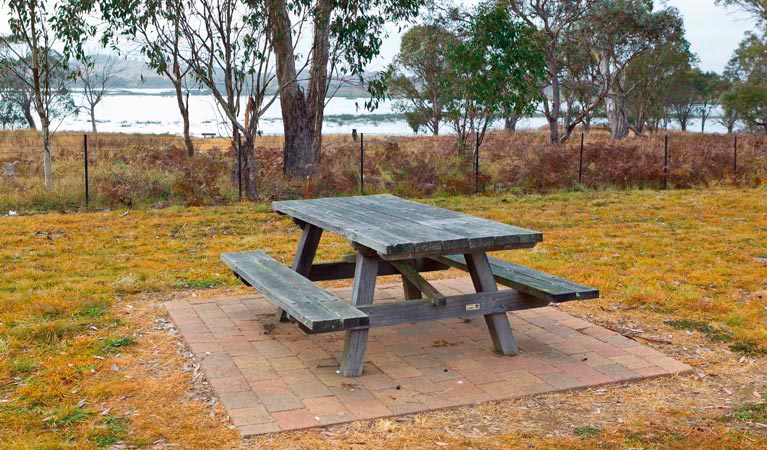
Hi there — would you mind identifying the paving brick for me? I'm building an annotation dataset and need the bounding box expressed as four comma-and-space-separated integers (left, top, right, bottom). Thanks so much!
421, 366, 462, 382
271, 408, 319, 430
609, 354, 655, 370
644, 356, 692, 374
290, 380, 332, 399
634, 365, 671, 377
253, 340, 293, 359
269, 356, 304, 371
227, 405, 272, 426
558, 362, 613, 385
457, 368, 503, 385
218, 391, 262, 410
594, 363, 642, 381
537, 372, 586, 391
239, 422, 281, 436
344, 399, 393, 420
378, 364, 423, 379
208, 376, 250, 394
389, 342, 426, 357
250, 378, 291, 396
358, 373, 397, 391
259, 393, 304, 413
398, 376, 440, 394
511, 354, 561, 375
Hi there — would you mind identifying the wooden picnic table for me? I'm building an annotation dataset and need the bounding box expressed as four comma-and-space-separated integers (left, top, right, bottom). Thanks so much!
222, 194, 598, 377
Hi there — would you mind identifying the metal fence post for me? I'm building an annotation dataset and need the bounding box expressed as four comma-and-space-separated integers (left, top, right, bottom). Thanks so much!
733, 135, 738, 176
664, 134, 669, 190
83, 134, 89, 206
359, 133, 364, 195
236, 131, 242, 201
475, 131, 480, 194
578, 132, 584, 185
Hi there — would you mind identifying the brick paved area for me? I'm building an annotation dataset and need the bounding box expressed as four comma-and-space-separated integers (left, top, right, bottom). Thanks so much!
165, 278, 692, 436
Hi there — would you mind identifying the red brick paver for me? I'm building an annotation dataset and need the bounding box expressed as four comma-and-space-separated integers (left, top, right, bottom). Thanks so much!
165, 278, 693, 437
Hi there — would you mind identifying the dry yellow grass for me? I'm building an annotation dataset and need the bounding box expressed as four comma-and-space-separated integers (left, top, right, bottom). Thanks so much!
0, 188, 766, 448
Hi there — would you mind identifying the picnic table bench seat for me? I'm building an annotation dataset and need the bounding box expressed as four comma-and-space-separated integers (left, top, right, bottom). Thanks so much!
430, 254, 599, 303
221, 250, 369, 333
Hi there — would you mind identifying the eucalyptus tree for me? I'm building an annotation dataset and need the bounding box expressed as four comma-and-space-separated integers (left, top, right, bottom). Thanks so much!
76, 52, 122, 133
441, 3, 545, 152
1, 0, 76, 190
59, 0, 424, 177
387, 24, 457, 135
175, 0, 280, 199
55, 0, 197, 155
577, 0, 685, 139
625, 37, 694, 134
721, 32, 767, 132
0, 61, 37, 128
506, 0, 598, 143
267, 0, 423, 176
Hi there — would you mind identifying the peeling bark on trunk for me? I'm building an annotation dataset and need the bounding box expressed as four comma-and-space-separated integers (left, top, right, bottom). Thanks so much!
270, 0, 315, 178
546, 61, 561, 144
307, 0, 331, 167
23, 101, 36, 129
504, 112, 519, 132
171, 74, 194, 157
607, 73, 629, 140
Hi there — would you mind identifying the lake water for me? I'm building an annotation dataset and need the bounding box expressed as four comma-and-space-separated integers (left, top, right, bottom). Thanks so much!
56, 89, 730, 136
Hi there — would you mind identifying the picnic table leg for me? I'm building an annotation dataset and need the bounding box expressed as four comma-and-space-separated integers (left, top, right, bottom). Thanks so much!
464, 251, 519, 356
276, 223, 323, 322
401, 259, 422, 300
341, 251, 379, 377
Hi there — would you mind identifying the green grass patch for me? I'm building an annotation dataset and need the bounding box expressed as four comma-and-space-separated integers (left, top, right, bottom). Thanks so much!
665, 319, 734, 343
575, 425, 602, 439
729, 341, 767, 356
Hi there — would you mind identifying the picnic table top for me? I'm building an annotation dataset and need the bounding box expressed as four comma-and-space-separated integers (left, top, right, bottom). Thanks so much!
272, 194, 542, 259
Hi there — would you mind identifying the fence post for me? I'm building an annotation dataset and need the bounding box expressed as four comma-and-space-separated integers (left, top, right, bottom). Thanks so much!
733, 135, 738, 176
664, 134, 669, 190
359, 133, 364, 195
578, 132, 584, 185
236, 131, 243, 201
475, 131, 480, 194
83, 134, 89, 206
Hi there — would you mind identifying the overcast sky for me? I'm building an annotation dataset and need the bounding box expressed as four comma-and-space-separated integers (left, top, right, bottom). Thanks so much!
0, 0, 760, 74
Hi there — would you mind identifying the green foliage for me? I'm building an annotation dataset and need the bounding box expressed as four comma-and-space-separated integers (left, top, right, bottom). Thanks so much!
575, 425, 602, 439
442, 3, 545, 150
387, 24, 458, 135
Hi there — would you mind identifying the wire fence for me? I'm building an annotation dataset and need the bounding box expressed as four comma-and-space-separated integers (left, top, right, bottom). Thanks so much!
0, 130, 765, 210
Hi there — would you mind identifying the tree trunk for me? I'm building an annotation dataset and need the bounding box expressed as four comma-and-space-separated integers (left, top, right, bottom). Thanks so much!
42, 118, 52, 190
171, 78, 194, 157
23, 101, 36, 129
90, 105, 97, 133
607, 75, 629, 140
307, 0, 331, 167
505, 112, 519, 132
270, 0, 315, 178
545, 57, 560, 144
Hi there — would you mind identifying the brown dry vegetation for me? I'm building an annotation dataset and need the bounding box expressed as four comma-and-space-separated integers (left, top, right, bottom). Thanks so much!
0, 188, 766, 448
1, 130, 765, 212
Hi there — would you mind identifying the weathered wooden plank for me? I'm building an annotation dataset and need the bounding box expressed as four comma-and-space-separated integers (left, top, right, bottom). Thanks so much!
361, 195, 542, 247
334, 196, 472, 252
273, 194, 543, 258
389, 260, 446, 306
465, 251, 519, 356
432, 255, 599, 302
356, 290, 549, 329
307, 258, 449, 282
341, 252, 379, 377
272, 199, 413, 255
310, 198, 451, 255
221, 251, 368, 332
276, 223, 324, 322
